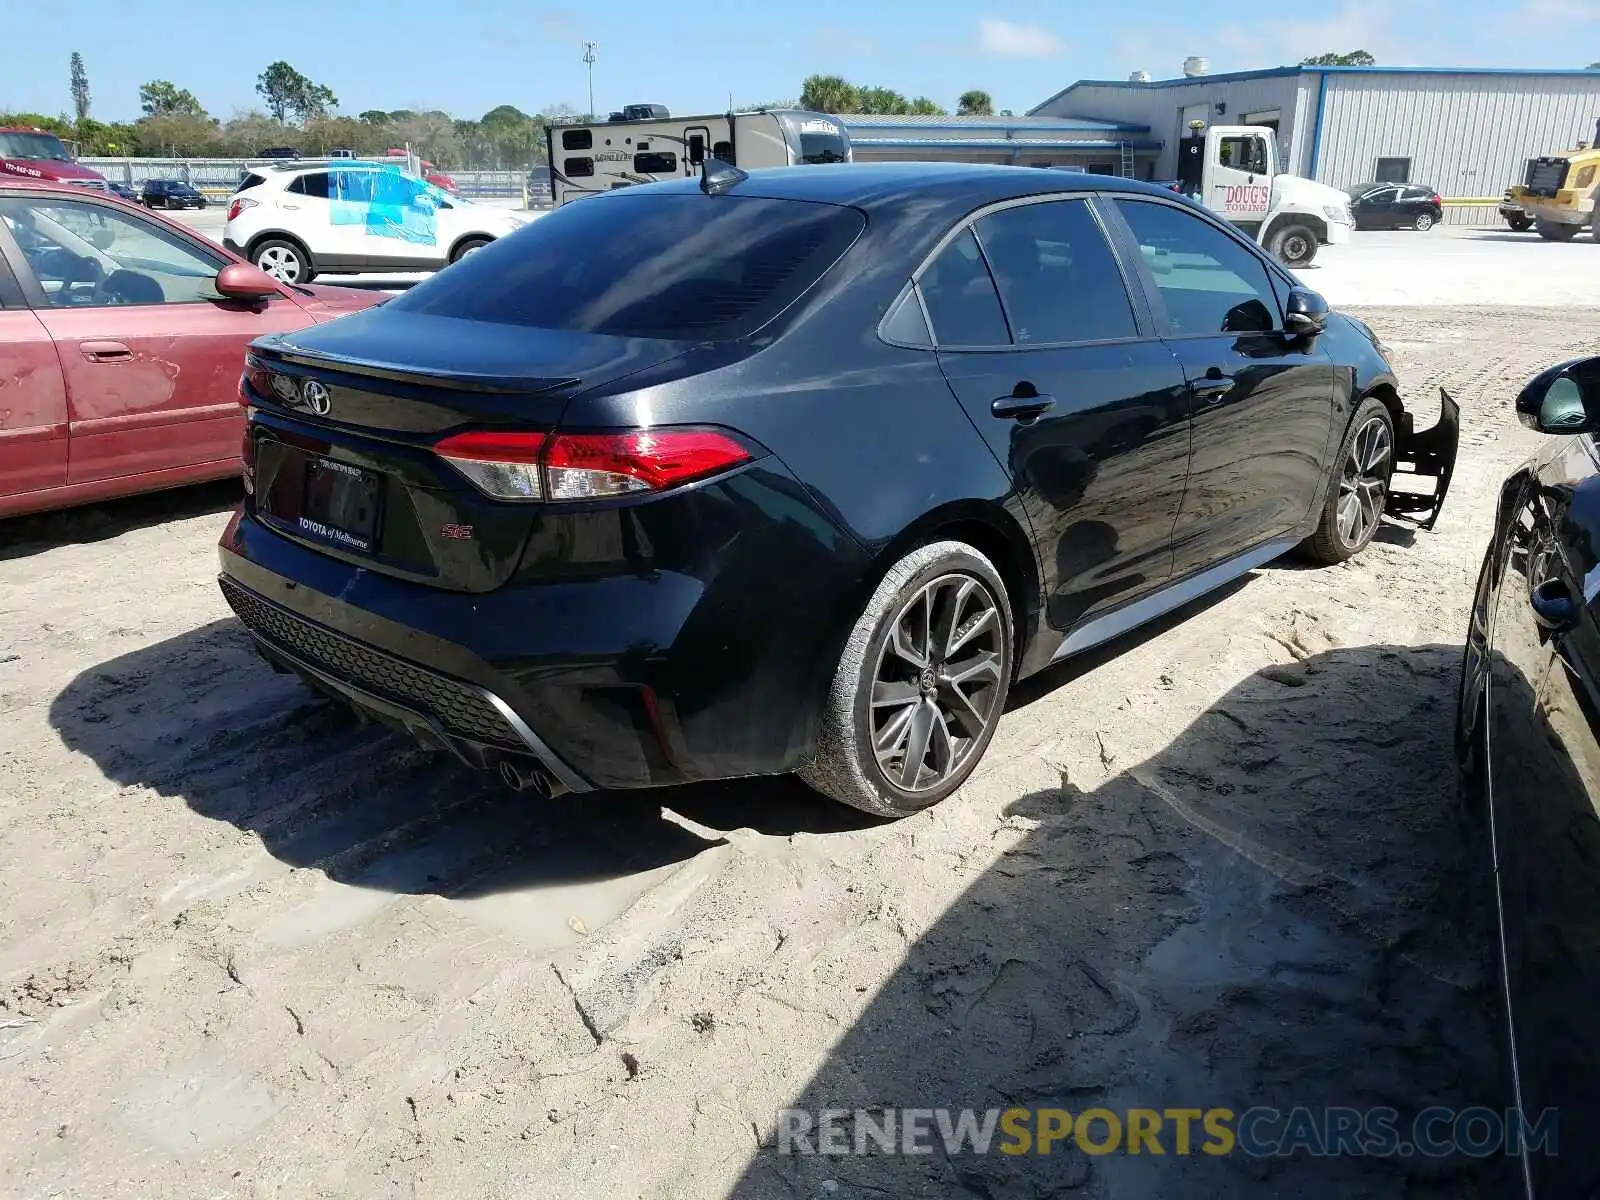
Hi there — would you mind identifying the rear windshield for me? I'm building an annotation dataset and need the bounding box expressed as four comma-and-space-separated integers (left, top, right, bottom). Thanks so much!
387, 193, 865, 340
235, 172, 266, 193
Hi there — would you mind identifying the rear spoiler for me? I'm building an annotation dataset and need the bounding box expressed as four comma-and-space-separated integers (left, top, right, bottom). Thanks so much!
1384, 389, 1460, 532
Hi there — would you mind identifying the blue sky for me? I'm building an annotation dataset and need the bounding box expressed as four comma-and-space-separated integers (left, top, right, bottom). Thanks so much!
3, 0, 1583, 123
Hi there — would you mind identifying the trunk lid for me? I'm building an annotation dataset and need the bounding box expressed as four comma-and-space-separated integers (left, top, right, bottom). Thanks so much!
244, 309, 694, 592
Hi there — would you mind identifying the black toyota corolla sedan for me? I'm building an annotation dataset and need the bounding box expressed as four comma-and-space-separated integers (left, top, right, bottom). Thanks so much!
1458, 356, 1600, 1198
219, 161, 1458, 816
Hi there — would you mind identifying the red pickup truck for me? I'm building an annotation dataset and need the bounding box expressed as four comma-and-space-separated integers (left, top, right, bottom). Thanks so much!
0, 127, 111, 190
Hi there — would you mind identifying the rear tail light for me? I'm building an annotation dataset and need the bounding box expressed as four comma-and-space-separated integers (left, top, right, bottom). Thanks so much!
227, 197, 258, 222
434, 428, 752, 502
436, 430, 548, 501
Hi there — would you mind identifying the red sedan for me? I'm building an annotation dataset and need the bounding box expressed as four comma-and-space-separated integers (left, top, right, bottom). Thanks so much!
0, 178, 382, 521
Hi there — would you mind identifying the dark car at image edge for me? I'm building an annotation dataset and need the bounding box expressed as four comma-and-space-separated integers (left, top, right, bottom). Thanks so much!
1457, 354, 1600, 1199
217, 162, 1460, 816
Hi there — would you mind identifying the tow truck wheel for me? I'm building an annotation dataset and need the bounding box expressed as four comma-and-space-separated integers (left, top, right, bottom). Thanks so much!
1269, 223, 1318, 268
1536, 221, 1578, 241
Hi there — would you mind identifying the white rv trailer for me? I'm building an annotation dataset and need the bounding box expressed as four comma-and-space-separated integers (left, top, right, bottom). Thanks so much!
546, 108, 851, 206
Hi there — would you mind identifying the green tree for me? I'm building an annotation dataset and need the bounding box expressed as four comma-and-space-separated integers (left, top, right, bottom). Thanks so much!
139, 79, 205, 118
857, 86, 911, 114
357, 109, 392, 124
908, 97, 947, 115
255, 61, 305, 122
800, 74, 860, 114
255, 62, 337, 124
1301, 50, 1376, 65
134, 112, 221, 156
217, 111, 294, 156
69, 52, 91, 122
957, 89, 994, 116
299, 82, 338, 122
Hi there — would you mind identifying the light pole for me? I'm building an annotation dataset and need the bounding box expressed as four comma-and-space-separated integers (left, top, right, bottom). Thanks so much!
582, 41, 598, 120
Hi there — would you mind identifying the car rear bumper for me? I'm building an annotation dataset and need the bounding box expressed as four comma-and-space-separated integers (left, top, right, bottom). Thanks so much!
216, 481, 870, 791
223, 236, 245, 256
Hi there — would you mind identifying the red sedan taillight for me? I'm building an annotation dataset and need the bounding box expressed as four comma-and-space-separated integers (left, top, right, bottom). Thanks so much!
433, 429, 752, 502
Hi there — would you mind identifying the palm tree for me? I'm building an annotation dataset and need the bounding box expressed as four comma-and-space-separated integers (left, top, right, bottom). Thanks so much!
800, 74, 861, 114
957, 90, 994, 116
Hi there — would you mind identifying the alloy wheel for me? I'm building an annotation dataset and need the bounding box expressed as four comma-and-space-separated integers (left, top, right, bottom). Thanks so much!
1416, 213, 1435, 231
869, 573, 1005, 793
257, 246, 303, 283
1336, 415, 1392, 547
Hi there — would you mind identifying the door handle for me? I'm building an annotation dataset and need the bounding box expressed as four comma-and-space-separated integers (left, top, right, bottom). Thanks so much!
1189, 369, 1235, 402
1531, 577, 1579, 633
991, 392, 1055, 422
281, 204, 301, 211
80, 341, 133, 363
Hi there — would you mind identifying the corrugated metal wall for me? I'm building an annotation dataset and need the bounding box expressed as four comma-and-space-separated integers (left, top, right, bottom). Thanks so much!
1315, 72, 1600, 203
1037, 75, 1302, 176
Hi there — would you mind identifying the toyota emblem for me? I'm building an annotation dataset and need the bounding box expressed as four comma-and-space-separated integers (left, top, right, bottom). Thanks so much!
301, 380, 332, 416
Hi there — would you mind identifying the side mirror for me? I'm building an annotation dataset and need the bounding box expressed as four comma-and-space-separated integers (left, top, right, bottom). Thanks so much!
1516, 356, 1600, 435
214, 262, 283, 301
1284, 288, 1328, 336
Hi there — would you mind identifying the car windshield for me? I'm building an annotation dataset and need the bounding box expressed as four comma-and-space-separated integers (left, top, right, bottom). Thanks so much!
0, 131, 71, 161
1344, 183, 1382, 199
388, 193, 866, 340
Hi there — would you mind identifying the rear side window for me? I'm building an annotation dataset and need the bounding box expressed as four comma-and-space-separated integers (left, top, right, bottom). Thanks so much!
916, 228, 1009, 348
389, 194, 866, 340
634, 151, 677, 174
289, 172, 330, 199
973, 200, 1136, 344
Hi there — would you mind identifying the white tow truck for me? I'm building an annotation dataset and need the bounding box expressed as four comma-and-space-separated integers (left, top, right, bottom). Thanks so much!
1170, 120, 1353, 267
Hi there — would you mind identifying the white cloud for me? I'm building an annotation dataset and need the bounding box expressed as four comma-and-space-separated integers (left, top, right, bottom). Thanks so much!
1216, 2, 1396, 67
1524, 0, 1600, 19
979, 18, 1068, 58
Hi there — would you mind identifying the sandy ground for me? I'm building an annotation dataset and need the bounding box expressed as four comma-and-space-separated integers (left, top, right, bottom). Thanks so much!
0, 306, 1593, 1198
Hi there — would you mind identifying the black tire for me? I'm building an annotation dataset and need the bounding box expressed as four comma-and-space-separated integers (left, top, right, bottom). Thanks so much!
1536, 221, 1578, 241
450, 236, 492, 264
252, 238, 316, 284
1507, 216, 1533, 232
1269, 222, 1318, 267
799, 541, 1013, 817
1300, 396, 1396, 565
1413, 211, 1436, 231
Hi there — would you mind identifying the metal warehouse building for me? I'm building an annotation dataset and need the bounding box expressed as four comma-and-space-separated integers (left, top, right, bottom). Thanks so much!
1029, 64, 1600, 223
841, 113, 1162, 176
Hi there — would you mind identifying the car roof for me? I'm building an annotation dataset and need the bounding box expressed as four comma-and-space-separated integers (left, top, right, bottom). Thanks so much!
629, 161, 1189, 213
0, 177, 244, 254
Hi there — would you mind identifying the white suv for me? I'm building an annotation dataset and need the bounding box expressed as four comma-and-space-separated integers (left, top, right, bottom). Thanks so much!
223, 161, 531, 283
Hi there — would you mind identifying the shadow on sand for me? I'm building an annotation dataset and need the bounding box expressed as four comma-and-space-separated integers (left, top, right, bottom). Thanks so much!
729, 642, 1514, 1198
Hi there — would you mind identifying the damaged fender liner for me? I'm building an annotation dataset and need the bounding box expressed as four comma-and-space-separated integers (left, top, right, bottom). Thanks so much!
1385, 389, 1461, 532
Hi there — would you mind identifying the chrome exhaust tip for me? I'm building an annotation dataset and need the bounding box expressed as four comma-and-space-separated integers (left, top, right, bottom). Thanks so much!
499, 758, 555, 798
